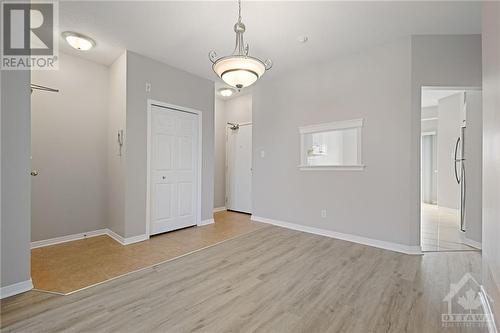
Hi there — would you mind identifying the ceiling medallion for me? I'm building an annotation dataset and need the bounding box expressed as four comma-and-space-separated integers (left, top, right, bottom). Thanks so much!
209, 0, 272, 90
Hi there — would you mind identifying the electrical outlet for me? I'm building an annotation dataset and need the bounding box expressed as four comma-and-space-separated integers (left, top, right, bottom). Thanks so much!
260, 150, 265, 158
145, 82, 151, 92
321, 209, 327, 218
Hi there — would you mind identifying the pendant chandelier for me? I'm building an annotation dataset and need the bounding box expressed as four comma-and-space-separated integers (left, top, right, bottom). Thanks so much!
209, 0, 272, 89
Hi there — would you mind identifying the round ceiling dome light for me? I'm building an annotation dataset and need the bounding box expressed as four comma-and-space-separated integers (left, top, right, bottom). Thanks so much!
209, 0, 272, 90
62, 31, 96, 51
218, 87, 236, 97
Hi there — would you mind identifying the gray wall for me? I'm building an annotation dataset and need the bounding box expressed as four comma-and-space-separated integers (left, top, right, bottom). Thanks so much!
214, 94, 252, 209
1, 70, 31, 288
421, 106, 438, 203
436, 93, 462, 210
107, 52, 127, 236
410, 35, 482, 246
420, 134, 437, 204
421, 106, 438, 133
253, 38, 414, 246
482, 1, 500, 324
125, 51, 214, 237
225, 94, 252, 124
29, 49, 215, 241
252, 35, 481, 248
214, 97, 227, 208
421, 105, 438, 205
31, 52, 109, 241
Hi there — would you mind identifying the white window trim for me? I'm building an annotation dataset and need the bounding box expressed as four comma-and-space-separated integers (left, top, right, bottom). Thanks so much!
298, 118, 365, 171
299, 118, 364, 134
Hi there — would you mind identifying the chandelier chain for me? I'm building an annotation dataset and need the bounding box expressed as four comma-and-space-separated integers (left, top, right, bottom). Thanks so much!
238, 0, 242, 22
208, 0, 272, 89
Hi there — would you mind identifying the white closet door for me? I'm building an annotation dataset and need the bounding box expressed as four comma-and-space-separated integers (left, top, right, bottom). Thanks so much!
227, 124, 252, 213
150, 105, 199, 235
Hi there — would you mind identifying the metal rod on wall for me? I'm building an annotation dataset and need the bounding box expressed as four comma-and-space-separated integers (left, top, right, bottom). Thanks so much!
30, 84, 59, 93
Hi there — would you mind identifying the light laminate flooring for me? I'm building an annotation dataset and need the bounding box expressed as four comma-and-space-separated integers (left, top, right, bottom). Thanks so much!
31, 211, 263, 294
2, 225, 486, 333
421, 203, 478, 252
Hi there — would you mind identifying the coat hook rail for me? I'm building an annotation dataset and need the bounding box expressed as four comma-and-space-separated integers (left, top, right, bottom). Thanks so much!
31, 84, 59, 93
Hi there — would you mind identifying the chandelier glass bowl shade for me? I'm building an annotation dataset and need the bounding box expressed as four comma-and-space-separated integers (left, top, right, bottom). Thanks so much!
209, 0, 272, 89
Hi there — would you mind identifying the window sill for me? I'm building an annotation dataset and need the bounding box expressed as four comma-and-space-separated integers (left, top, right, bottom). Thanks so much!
298, 165, 366, 171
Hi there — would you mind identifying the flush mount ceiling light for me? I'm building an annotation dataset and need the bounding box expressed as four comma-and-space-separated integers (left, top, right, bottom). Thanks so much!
62, 31, 96, 51
209, 0, 272, 90
219, 88, 235, 97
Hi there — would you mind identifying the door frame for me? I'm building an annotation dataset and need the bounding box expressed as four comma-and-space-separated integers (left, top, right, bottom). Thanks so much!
146, 99, 203, 238
420, 131, 437, 205
225, 122, 252, 212
418, 86, 482, 250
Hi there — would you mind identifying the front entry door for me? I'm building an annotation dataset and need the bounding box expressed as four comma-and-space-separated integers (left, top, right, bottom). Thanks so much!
227, 124, 252, 213
150, 105, 199, 235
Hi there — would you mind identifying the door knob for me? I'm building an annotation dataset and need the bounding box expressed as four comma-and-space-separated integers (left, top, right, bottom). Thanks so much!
31, 170, 39, 176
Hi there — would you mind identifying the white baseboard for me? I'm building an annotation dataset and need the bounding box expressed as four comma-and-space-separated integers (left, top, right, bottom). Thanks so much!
198, 218, 215, 226
31, 229, 108, 249
122, 233, 148, 245
251, 215, 422, 255
106, 229, 148, 245
464, 237, 482, 250
213, 206, 227, 213
0, 279, 33, 299
32, 229, 148, 248
480, 285, 499, 333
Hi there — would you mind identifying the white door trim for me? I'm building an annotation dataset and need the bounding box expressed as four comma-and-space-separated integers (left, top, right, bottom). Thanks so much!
418, 86, 482, 249
146, 99, 202, 238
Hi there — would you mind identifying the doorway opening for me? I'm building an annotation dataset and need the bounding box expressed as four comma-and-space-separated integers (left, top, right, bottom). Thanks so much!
420, 87, 482, 252
214, 90, 253, 217
226, 122, 252, 214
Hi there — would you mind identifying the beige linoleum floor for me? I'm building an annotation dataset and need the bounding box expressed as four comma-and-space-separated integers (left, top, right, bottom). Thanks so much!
31, 211, 263, 294
421, 203, 478, 252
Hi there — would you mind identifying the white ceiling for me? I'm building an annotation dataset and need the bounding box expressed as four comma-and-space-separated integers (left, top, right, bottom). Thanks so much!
421, 89, 463, 108
59, 1, 482, 82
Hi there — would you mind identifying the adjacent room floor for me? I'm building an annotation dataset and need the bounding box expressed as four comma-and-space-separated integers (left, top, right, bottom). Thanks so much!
2, 225, 485, 333
421, 203, 478, 252
31, 211, 263, 294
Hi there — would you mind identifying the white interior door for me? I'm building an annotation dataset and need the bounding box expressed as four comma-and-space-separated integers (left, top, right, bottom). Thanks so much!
150, 105, 199, 235
227, 124, 252, 213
